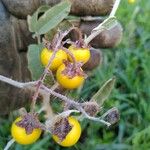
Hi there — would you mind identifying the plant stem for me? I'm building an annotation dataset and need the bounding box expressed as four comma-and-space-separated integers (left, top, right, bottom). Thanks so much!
36, 33, 41, 44
4, 139, 15, 150
0, 75, 35, 88
84, 0, 121, 45
109, 0, 121, 17
41, 85, 111, 126
0, 74, 112, 126
30, 50, 58, 112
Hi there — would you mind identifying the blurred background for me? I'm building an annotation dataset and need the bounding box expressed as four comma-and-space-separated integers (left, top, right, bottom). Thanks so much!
0, 0, 150, 149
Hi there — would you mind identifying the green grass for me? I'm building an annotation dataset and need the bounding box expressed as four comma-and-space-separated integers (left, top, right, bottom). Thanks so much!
1, 0, 150, 149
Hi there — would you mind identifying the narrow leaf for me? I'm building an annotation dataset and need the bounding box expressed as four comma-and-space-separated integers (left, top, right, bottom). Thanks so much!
102, 17, 118, 30
90, 77, 116, 106
27, 44, 44, 80
93, 17, 118, 31
35, 0, 71, 35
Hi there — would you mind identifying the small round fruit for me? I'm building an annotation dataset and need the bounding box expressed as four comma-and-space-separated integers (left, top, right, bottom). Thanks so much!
68, 45, 90, 64
11, 117, 42, 145
40, 48, 67, 71
128, 0, 135, 4
52, 117, 81, 147
56, 64, 84, 89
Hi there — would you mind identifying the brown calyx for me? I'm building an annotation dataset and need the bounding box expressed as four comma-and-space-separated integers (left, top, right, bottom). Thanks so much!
51, 117, 72, 142
83, 101, 100, 116
104, 108, 120, 125
16, 113, 42, 134
62, 60, 86, 79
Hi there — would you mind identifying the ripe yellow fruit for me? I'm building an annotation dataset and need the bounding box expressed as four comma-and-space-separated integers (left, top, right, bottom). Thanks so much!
11, 117, 42, 145
40, 48, 67, 71
52, 117, 81, 147
128, 0, 135, 4
56, 64, 84, 89
68, 45, 90, 64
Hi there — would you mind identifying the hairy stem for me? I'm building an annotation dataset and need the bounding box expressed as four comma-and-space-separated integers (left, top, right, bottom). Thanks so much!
84, 0, 121, 45
31, 50, 58, 112
42, 85, 111, 126
0, 75, 35, 88
0, 74, 111, 126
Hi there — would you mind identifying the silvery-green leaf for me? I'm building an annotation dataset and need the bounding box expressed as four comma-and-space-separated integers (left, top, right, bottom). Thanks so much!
93, 17, 118, 31
90, 77, 116, 106
36, 0, 71, 35
27, 44, 44, 80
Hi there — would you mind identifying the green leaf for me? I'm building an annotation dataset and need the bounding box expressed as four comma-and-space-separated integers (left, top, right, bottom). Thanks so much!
102, 17, 118, 30
90, 77, 116, 106
28, 0, 71, 35
27, 44, 44, 80
27, 5, 50, 33
93, 17, 118, 31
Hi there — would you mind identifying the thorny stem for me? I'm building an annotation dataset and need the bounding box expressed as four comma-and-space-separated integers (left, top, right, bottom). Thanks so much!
0, 75, 35, 88
42, 85, 79, 106
79, 107, 111, 126
42, 85, 111, 126
0, 75, 111, 126
84, 0, 121, 45
31, 50, 58, 112
38, 83, 59, 117
31, 28, 82, 111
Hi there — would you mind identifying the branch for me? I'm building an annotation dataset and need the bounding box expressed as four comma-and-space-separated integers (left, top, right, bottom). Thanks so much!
0, 75, 35, 89
84, 0, 121, 45
0, 74, 111, 126
42, 85, 79, 106
79, 107, 111, 126
42, 85, 111, 126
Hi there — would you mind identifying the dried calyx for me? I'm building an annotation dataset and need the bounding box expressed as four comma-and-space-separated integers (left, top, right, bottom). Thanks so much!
68, 27, 90, 49
50, 117, 72, 142
16, 113, 43, 134
103, 107, 120, 125
62, 60, 86, 79
82, 101, 100, 116
43, 27, 88, 51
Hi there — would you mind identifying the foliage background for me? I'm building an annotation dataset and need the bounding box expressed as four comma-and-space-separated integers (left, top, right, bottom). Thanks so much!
0, 0, 150, 149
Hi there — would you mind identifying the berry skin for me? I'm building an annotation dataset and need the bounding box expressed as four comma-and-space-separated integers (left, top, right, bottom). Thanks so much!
68, 45, 90, 64
128, 0, 135, 4
56, 64, 84, 89
40, 48, 67, 71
